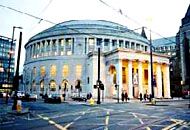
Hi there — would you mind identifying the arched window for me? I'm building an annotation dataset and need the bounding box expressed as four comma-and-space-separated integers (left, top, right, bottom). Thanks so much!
50, 65, 56, 77
62, 65, 69, 77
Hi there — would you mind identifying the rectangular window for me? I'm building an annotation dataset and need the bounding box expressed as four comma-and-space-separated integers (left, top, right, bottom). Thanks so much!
50, 65, 56, 77
97, 38, 102, 46
104, 39, 109, 46
131, 42, 135, 49
125, 41, 129, 48
40, 66, 46, 77
76, 65, 82, 78
87, 77, 89, 84
136, 44, 140, 50
112, 40, 117, 47
119, 40, 123, 47
62, 65, 69, 77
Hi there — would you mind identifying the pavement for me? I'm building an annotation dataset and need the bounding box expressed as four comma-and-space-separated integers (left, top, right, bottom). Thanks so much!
0, 97, 189, 125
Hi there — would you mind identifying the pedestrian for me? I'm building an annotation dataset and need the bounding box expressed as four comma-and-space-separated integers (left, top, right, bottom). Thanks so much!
140, 93, 143, 101
144, 93, 147, 101
121, 91, 125, 102
124, 92, 128, 102
89, 92, 92, 99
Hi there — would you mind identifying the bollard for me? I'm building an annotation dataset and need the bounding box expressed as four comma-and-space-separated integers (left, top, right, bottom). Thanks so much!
16, 100, 22, 112
89, 98, 94, 106
151, 98, 156, 105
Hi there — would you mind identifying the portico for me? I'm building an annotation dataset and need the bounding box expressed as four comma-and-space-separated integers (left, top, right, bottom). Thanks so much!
105, 48, 171, 99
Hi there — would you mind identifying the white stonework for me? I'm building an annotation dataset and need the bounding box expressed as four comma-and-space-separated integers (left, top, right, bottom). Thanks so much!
23, 20, 171, 99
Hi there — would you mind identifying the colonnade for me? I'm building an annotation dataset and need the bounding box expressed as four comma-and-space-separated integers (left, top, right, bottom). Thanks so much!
112, 59, 171, 99
25, 37, 150, 61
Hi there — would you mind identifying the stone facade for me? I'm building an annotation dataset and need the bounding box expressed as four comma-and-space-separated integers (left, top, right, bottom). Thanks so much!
23, 20, 171, 99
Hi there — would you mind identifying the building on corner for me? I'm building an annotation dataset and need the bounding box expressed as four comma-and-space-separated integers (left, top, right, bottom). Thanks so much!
23, 20, 171, 99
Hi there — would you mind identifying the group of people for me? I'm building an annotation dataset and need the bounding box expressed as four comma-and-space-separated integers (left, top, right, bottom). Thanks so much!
121, 91, 129, 102
139, 93, 152, 102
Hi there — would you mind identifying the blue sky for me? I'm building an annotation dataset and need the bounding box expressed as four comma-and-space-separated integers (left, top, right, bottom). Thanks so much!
0, 0, 189, 73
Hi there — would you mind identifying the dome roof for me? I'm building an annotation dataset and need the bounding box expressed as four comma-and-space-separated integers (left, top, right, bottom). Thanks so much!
27, 20, 149, 45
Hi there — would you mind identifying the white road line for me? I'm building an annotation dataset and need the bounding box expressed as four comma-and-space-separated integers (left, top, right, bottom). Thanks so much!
37, 114, 66, 130
63, 111, 85, 129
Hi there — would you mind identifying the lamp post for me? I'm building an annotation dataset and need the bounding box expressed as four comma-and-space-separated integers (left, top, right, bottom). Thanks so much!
149, 29, 154, 99
97, 47, 101, 104
12, 31, 22, 110
8, 26, 22, 86
6, 26, 22, 105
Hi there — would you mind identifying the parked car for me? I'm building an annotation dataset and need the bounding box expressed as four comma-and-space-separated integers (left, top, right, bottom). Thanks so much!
11, 91, 25, 100
71, 93, 87, 102
44, 94, 64, 103
23, 93, 37, 101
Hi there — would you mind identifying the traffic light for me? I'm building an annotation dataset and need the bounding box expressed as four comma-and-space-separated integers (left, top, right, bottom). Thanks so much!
115, 84, 118, 90
99, 82, 104, 90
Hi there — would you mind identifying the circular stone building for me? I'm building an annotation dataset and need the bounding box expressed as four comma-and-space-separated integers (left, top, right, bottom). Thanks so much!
23, 20, 171, 99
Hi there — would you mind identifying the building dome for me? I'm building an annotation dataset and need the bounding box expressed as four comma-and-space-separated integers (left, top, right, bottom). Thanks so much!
26, 20, 149, 45
23, 20, 170, 99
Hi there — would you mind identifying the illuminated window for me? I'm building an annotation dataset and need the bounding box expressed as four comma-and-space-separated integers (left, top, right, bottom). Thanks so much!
50, 65, 56, 77
40, 66, 46, 77
33, 67, 36, 77
62, 65, 69, 77
76, 65, 82, 78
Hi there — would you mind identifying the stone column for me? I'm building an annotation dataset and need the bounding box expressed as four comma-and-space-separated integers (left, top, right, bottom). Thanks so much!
109, 39, 112, 51
39, 42, 41, 57
148, 62, 152, 95
164, 64, 171, 98
50, 39, 53, 56
138, 61, 143, 94
116, 59, 122, 99
56, 39, 59, 56
44, 40, 47, 56
102, 39, 105, 52
128, 60, 133, 98
30, 45, 33, 58
156, 63, 162, 98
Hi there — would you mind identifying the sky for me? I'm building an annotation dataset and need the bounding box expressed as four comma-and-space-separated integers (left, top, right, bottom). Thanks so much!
0, 0, 189, 73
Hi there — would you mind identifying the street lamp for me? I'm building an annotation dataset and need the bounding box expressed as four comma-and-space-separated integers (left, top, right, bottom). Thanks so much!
149, 29, 154, 99
12, 31, 23, 110
7, 26, 22, 88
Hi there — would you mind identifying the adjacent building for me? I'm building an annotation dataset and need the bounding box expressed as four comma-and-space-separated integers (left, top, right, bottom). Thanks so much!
0, 35, 15, 92
23, 20, 171, 99
176, 5, 190, 90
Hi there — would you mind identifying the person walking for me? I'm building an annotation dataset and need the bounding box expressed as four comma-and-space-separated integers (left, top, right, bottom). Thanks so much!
121, 91, 125, 102
140, 93, 143, 101
125, 92, 128, 102
144, 93, 147, 101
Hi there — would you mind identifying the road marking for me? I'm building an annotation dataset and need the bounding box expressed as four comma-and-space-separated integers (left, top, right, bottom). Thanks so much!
63, 111, 85, 129
37, 114, 66, 130
162, 118, 184, 130
104, 111, 110, 130
131, 112, 151, 130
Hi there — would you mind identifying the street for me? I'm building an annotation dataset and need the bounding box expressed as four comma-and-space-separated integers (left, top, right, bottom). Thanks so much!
0, 99, 190, 130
